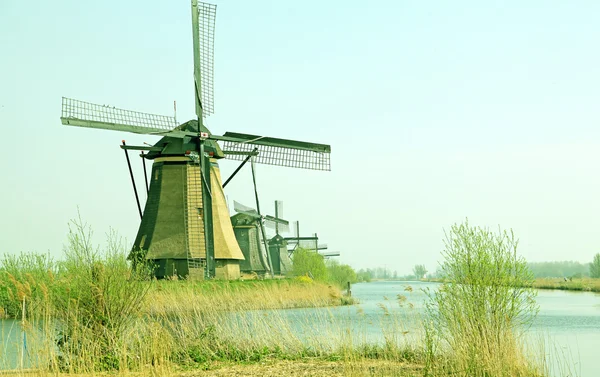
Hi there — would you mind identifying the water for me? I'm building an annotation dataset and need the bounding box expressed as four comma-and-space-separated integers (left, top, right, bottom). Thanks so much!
347, 281, 600, 377
2, 281, 599, 375
0, 319, 27, 369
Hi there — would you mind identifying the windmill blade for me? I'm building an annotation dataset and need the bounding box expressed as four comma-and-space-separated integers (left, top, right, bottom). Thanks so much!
298, 239, 319, 249
264, 215, 289, 226
233, 200, 260, 218
191, 1, 216, 118
275, 200, 284, 219
321, 251, 340, 257
264, 217, 290, 233
61, 97, 179, 135
220, 132, 331, 171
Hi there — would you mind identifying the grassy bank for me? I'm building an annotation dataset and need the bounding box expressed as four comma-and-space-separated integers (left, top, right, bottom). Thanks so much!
146, 278, 350, 314
533, 277, 600, 292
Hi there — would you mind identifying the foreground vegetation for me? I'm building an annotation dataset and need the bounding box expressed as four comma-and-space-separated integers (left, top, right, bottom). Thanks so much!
423, 221, 542, 377
0, 219, 556, 376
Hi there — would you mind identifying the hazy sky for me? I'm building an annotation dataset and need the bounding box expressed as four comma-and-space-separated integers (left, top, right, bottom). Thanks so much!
2, 1, 600, 274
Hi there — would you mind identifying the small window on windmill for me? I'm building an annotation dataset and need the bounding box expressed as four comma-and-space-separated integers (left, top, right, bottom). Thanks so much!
154, 170, 159, 181
197, 207, 203, 219
140, 235, 147, 248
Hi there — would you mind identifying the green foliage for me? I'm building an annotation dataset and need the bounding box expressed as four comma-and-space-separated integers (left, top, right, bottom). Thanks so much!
412, 264, 427, 279
291, 248, 328, 281
291, 249, 360, 289
590, 253, 600, 278
326, 260, 357, 288
356, 269, 372, 282
424, 220, 540, 376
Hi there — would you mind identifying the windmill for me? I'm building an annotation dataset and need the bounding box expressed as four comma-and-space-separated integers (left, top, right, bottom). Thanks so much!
231, 200, 291, 275
60, 1, 331, 280
266, 201, 293, 275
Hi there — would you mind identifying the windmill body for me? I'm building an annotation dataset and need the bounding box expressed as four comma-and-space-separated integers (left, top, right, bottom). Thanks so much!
231, 200, 292, 276
268, 234, 292, 275
230, 213, 270, 274
59, 1, 331, 280
131, 121, 244, 279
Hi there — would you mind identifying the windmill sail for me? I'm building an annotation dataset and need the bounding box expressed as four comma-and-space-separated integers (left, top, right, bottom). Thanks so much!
233, 200, 260, 218
234, 201, 289, 232
220, 132, 331, 171
191, 1, 216, 119
264, 216, 290, 233
61, 97, 178, 135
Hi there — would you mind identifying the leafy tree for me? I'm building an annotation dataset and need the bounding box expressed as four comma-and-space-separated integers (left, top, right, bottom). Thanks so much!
326, 260, 357, 288
590, 253, 600, 278
356, 269, 372, 282
291, 248, 327, 281
413, 264, 427, 279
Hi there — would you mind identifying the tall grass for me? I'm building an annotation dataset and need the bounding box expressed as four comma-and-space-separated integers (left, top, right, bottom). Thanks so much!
1, 215, 152, 371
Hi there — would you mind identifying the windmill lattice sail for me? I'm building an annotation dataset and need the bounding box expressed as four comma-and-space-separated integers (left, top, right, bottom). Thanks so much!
195, 1, 216, 117
222, 132, 331, 171
61, 97, 178, 134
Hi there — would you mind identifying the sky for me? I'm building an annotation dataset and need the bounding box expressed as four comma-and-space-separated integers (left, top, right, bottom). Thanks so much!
1, 0, 600, 275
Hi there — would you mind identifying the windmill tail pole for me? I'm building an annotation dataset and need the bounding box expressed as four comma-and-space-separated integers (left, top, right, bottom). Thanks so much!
222, 148, 258, 188
250, 157, 274, 277
121, 140, 143, 220
141, 151, 149, 194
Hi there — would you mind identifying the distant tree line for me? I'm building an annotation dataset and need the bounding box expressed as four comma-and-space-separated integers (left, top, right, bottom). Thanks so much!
527, 261, 591, 279
355, 267, 399, 282
292, 252, 600, 283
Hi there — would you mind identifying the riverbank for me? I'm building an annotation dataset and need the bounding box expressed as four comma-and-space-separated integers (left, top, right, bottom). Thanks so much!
145, 278, 353, 315
0, 274, 352, 321
420, 277, 600, 293
533, 277, 600, 292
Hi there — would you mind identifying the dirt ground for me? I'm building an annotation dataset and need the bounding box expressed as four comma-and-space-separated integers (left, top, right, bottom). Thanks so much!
178, 359, 422, 377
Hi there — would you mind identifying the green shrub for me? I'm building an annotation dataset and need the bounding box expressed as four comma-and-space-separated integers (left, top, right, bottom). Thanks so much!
291, 248, 327, 281
326, 260, 357, 288
424, 220, 540, 377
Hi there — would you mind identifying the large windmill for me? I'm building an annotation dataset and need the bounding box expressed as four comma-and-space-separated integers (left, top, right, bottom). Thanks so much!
60, 1, 331, 280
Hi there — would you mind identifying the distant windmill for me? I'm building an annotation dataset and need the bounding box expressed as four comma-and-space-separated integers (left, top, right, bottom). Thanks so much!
60, 1, 331, 280
285, 221, 329, 256
231, 200, 291, 275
